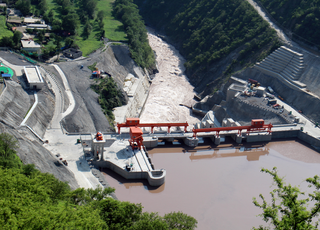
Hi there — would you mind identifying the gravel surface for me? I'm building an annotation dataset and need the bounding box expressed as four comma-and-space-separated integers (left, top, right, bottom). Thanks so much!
0, 51, 30, 66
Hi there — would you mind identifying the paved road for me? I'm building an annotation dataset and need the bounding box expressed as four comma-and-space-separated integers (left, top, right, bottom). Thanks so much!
51, 64, 76, 119
43, 64, 101, 189
246, 0, 294, 46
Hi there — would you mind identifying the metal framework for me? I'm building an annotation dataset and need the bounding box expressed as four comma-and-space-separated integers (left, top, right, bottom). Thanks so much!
117, 118, 189, 134
192, 119, 273, 138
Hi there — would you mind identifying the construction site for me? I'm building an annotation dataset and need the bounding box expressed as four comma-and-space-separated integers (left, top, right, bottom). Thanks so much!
1, 33, 320, 185
1, 26, 320, 229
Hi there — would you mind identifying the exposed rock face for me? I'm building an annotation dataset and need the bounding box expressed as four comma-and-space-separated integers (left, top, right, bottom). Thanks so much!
26, 88, 55, 138
0, 123, 79, 190
0, 81, 31, 127
58, 45, 144, 133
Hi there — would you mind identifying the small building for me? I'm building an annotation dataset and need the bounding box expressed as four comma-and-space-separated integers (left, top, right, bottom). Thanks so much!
227, 83, 246, 101
0, 3, 6, 12
255, 86, 266, 97
63, 48, 82, 59
21, 39, 41, 53
23, 17, 44, 24
23, 66, 44, 89
26, 23, 49, 30
6, 18, 22, 26
7, 8, 22, 17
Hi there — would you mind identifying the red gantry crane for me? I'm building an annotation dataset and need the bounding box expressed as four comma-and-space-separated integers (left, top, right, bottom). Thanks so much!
117, 118, 189, 134
117, 118, 189, 150
192, 119, 273, 138
118, 118, 273, 150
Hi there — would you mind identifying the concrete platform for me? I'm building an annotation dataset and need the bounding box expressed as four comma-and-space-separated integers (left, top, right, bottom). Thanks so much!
91, 137, 166, 187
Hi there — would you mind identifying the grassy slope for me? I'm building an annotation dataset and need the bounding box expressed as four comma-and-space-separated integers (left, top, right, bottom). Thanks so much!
76, 0, 127, 56
99, 0, 127, 41
0, 15, 13, 39
45, 0, 127, 56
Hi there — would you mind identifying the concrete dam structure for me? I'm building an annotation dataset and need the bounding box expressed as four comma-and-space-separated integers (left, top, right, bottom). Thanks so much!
84, 112, 320, 187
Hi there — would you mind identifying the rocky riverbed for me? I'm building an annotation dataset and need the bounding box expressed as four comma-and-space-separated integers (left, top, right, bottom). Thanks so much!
140, 30, 200, 126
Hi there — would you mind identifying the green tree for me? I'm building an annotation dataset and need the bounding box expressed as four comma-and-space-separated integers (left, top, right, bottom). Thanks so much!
96, 10, 105, 22
15, 0, 31, 15
164, 211, 198, 230
253, 167, 320, 230
37, 32, 44, 44
0, 133, 20, 168
82, 20, 92, 39
79, 0, 97, 19
114, 0, 156, 70
39, 0, 47, 15
61, 12, 79, 34
64, 37, 74, 48
91, 77, 126, 120
12, 30, 22, 47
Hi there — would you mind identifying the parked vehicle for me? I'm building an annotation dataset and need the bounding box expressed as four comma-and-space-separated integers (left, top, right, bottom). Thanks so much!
266, 92, 274, 98
267, 86, 274, 94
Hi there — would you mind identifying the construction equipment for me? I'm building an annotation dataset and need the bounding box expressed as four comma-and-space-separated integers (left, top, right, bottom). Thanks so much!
117, 118, 189, 134
248, 79, 258, 85
96, 132, 103, 141
129, 126, 144, 150
192, 119, 273, 138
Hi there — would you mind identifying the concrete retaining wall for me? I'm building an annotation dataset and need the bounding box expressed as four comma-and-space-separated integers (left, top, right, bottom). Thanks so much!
246, 133, 272, 142
124, 68, 150, 119
93, 160, 165, 186
272, 129, 299, 139
298, 131, 320, 147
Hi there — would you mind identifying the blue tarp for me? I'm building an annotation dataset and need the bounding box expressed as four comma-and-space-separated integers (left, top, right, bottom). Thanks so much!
1, 74, 11, 78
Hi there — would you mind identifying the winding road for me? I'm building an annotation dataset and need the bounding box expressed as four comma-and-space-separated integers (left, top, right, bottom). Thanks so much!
246, 0, 293, 46
43, 64, 101, 189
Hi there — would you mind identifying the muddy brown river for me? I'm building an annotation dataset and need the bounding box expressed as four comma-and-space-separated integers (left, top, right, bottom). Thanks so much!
104, 28, 320, 229
102, 139, 320, 229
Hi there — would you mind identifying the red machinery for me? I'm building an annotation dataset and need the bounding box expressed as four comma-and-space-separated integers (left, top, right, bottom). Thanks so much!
192, 119, 273, 138
117, 118, 189, 134
129, 126, 144, 150
96, 132, 103, 141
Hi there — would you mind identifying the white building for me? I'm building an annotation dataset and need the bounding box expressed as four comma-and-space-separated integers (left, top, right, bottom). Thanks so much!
24, 17, 44, 24
21, 39, 41, 53
27, 23, 50, 30
23, 66, 44, 89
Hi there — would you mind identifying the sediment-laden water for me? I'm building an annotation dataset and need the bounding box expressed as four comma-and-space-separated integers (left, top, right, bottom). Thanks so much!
102, 139, 320, 229
103, 30, 320, 229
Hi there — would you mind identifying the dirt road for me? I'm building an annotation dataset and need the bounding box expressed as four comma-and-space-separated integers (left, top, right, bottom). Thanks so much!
246, 0, 293, 46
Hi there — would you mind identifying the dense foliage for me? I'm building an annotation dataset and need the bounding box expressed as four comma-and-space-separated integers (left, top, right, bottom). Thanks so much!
113, 0, 155, 70
0, 132, 198, 229
91, 77, 126, 120
253, 167, 320, 229
259, 0, 320, 47
135, 0, 278, 72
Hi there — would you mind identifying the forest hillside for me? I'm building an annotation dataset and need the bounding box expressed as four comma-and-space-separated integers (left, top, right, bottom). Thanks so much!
258, 0, 320, 47
134, 0, 280, 95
